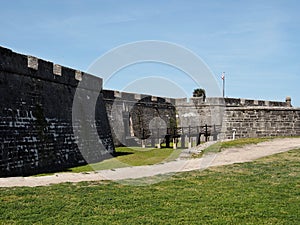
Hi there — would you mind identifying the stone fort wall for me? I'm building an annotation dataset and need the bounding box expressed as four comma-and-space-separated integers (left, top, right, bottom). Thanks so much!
102, 89, 177, 147
0, 46, 114, 177
0, 46, 299, 177
224, 106, 300, 139
175, 97, 300, 140
102, 91, 300, 146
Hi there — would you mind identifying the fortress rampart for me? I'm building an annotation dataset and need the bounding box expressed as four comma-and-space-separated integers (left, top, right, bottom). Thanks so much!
0, 46, 299, 177
0, 46, 114, 177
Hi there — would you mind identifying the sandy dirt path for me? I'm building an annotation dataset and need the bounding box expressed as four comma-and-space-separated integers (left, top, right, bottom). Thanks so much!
1, 138, 299, 187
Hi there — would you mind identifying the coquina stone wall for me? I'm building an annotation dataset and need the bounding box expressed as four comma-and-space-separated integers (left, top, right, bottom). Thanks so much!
0, 46, 114, 177
103, 92, 300, 145
102, 90, 177, 146
174, 97, 300, 140
223, 107, 300, 139
1, 46, 299, 177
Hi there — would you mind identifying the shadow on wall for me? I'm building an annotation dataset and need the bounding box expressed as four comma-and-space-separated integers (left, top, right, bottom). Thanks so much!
102, 90, 177, 147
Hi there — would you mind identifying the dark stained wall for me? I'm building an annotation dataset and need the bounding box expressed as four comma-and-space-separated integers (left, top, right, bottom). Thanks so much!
0, 46, 114, 177
1, 46, 299, 177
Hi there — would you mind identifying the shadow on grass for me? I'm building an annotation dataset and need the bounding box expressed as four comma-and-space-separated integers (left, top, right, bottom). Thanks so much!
112, 151, 133, 157
31, 147, 183, 176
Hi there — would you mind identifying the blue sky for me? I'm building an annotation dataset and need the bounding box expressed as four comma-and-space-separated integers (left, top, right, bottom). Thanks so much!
1, 0, 299, 106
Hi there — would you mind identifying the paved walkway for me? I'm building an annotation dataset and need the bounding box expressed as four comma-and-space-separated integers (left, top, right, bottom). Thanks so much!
1, 138, 299, 187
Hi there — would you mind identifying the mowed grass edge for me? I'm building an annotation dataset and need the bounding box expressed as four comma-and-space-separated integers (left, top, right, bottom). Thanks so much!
70, 147, 182, 173
193, 136, 299, 157
0, 148, 299, 224
35, 136, 299, 175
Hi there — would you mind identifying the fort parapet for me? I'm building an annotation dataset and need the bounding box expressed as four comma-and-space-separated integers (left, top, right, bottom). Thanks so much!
0, 46, 114, 177
0, 46, 299, 177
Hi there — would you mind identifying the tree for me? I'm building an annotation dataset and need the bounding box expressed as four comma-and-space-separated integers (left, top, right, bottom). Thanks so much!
193, 88, 206, 101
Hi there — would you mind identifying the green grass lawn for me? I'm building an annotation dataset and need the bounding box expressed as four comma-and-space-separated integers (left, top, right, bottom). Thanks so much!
72, 138, 276, 173
40, 137, 297, 174
41, 137, 292, 174
70, 147, 182, 173
193, 137, 274, 158
1, 148, 299, 224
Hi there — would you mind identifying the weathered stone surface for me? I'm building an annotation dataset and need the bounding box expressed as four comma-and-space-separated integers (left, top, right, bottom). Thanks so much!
102, 89, 300, 145
223, 107, 300, 139
102, 90, 177, 146
1, 45, 299, 177
0, 46, 114, 177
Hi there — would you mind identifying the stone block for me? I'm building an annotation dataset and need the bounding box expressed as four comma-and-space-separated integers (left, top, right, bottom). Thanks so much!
27, 56, 38, 70
53, 64, 62, 76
